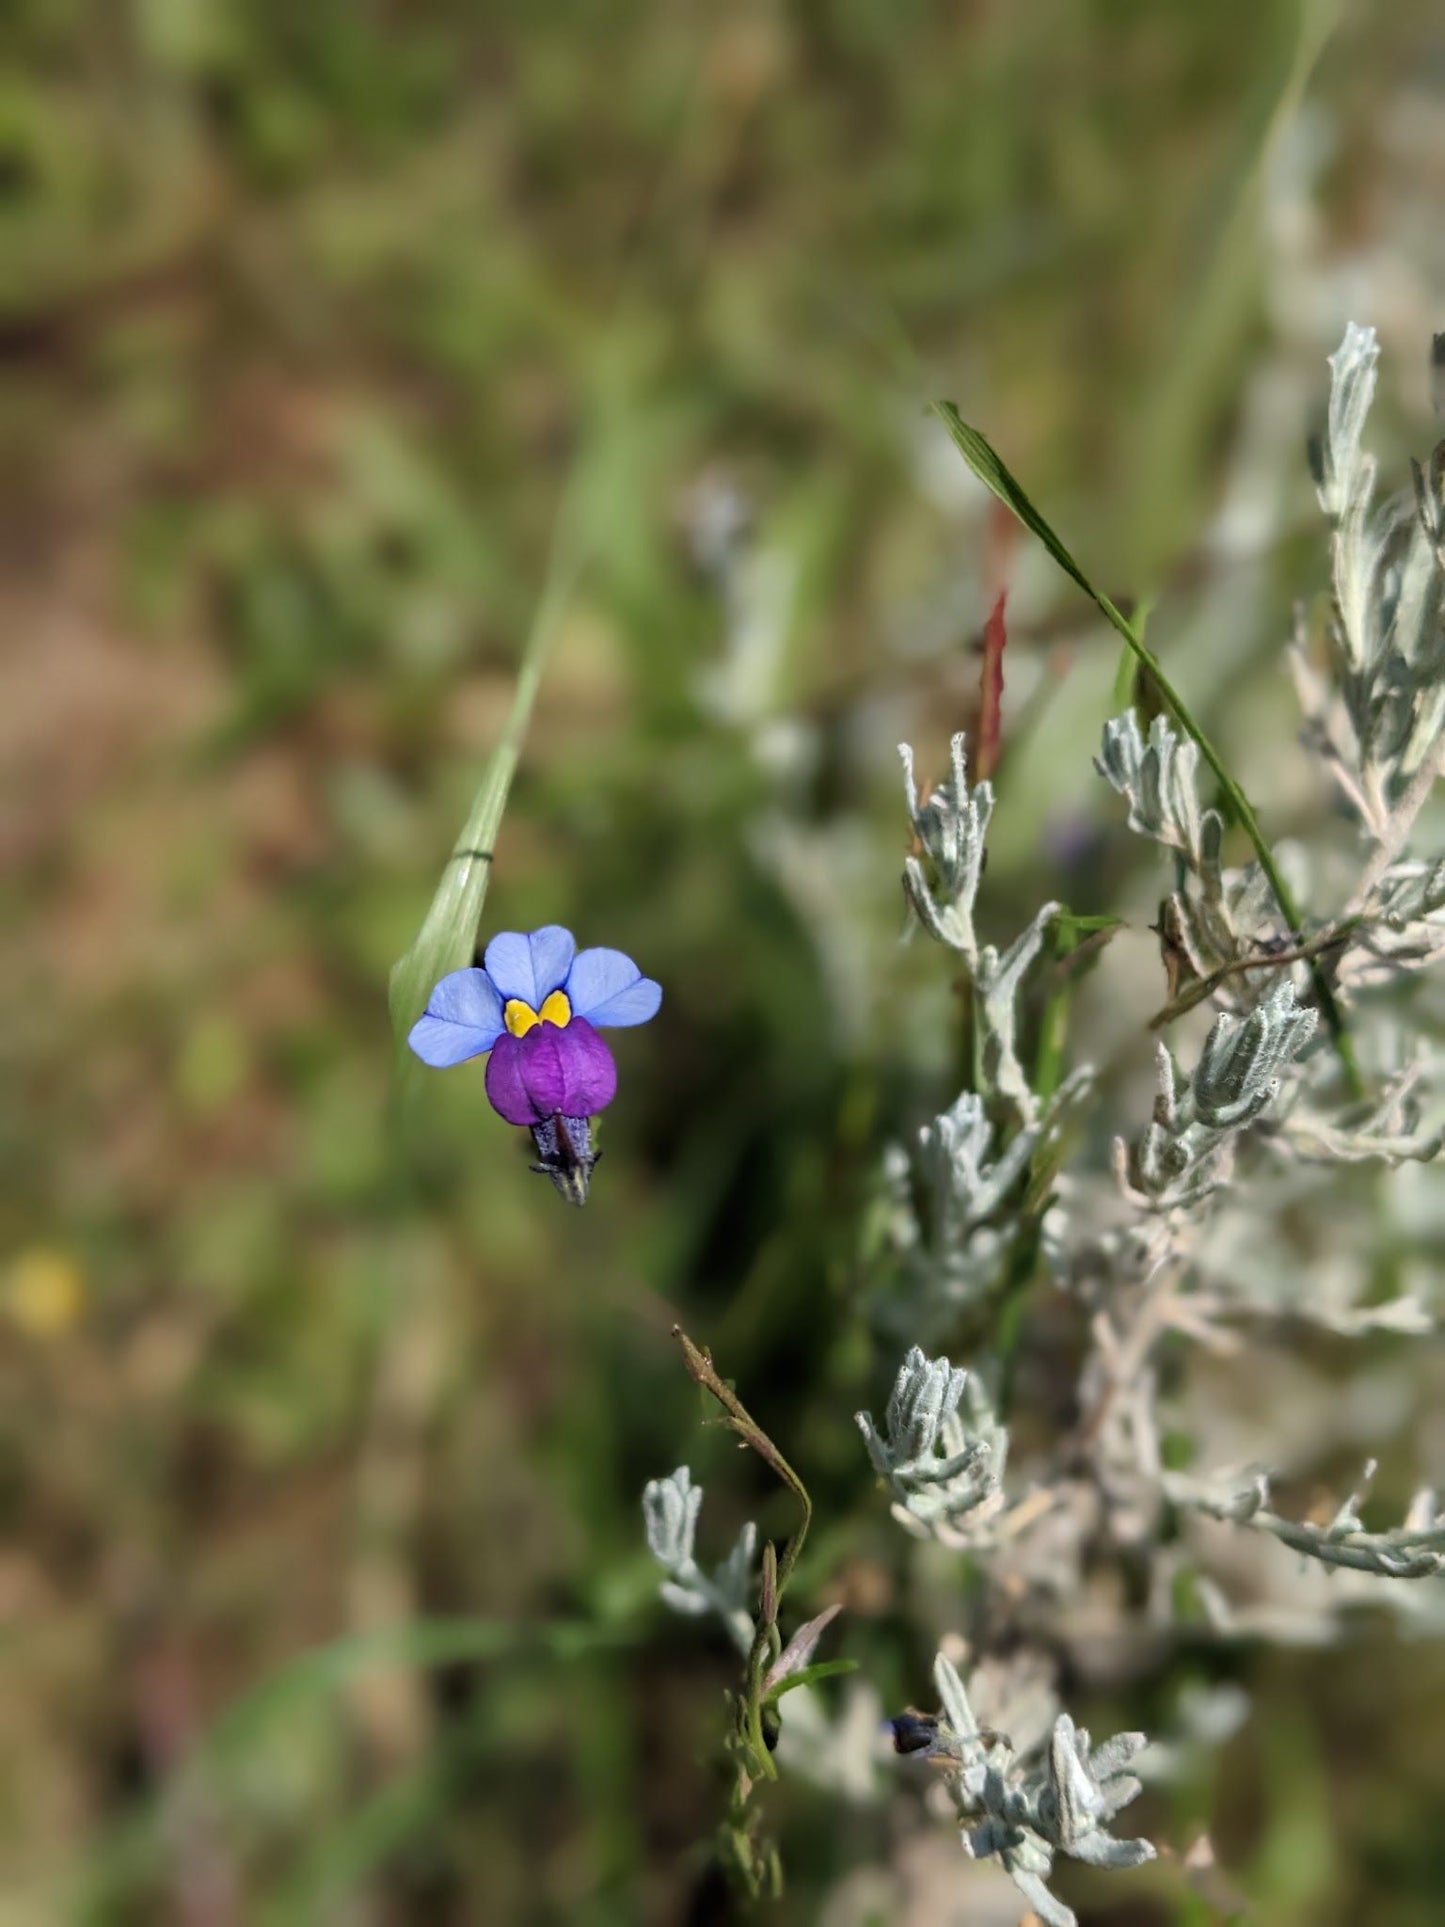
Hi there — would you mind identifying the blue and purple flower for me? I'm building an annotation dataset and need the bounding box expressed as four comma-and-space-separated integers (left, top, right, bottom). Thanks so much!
408, 925, 661, 1202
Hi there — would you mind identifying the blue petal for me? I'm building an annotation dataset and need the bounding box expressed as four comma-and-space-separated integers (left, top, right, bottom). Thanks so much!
407, 967, 504, 1068
483, 926, 577, 1008
565, 947, 662, 1028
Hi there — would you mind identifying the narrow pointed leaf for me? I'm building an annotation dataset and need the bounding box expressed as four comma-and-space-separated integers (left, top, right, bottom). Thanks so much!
929, 403, 1359, 1094
763, 1658, 859, 1703
388, 526, 583, 1084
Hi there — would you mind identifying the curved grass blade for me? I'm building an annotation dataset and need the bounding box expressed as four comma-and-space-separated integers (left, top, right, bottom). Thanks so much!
387, 504, 584, 1085
930, 403, 1360, 1094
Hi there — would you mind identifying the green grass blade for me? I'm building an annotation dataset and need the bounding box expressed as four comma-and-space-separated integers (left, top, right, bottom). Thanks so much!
931, 403, 1360, 1093
387, 507, 584, 1078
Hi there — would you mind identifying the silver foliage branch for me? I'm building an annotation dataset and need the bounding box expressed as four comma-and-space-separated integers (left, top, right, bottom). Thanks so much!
901, 731, 1061, 1119
900, 732, 995, 963
1300, 322, 1445, 838
855, 1346, 1018, 1548
642, 1466, 756, 1654
1096, 709, 1289, 982
874, 1070, 1091, 1339
928, 1654, 1154, 1927
1166, 1463, 1445, 1579
1118, 982, 1318, 1211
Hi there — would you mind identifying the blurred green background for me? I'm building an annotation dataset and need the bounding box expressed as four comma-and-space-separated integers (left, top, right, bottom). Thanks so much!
4, 1, 1445, 1921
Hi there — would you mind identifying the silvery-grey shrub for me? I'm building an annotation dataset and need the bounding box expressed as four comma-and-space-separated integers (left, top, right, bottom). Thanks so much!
645, 325, 1445, 1920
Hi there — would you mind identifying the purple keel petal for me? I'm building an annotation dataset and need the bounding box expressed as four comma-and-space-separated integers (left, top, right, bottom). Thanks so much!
565, 947, 662, 1028
484, 1020, 617, 1126
408, 967, 505, 1067
544, 1017, 618, 1116
483, 927, 576, 1008
485, 1033, 542, 1125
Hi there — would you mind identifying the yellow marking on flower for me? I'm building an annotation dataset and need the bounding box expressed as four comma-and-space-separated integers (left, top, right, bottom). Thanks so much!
504, 990, 572, 1037
539, 988, 571, 1028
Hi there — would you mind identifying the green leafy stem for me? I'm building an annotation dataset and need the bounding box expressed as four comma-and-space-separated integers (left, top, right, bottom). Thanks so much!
673, 1327, 814, 1778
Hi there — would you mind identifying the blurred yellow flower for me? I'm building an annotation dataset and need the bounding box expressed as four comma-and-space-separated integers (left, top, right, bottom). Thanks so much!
6, 1248, 85, 1338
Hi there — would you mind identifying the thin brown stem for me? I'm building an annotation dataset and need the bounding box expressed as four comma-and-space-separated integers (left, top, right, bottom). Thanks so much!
1147, 921, 1361, 1029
